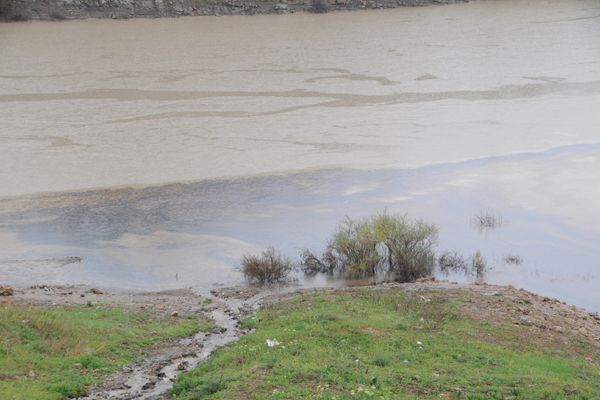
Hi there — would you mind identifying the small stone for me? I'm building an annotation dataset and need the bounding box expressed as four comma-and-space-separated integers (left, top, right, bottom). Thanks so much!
89, 288, 103, 295
176, 361, 189, 371
141, 381, 156, 390
171, 310, 179, 317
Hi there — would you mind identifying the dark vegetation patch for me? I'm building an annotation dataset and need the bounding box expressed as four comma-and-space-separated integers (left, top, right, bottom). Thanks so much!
301, 213, 438, 282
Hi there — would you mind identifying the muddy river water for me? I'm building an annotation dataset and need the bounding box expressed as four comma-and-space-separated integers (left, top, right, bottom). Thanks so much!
1, 0, 600, 310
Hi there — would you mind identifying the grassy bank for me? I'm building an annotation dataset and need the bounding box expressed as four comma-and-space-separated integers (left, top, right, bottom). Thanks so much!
0, 303, 210, 400
172, 287, 600, 399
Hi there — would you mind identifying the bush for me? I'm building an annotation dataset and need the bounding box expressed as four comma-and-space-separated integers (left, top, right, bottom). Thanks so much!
438, 251, 469, 274
301, 213, 438, 282
242, 247, 294, 286
311, 0, 329, 13
372, 213, 438, 282
472, 250, 487, 278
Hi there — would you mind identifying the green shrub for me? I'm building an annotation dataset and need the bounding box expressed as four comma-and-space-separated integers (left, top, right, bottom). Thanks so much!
301, 213, 438, 282
372, 213, 438, 282
472, 250, 487, 278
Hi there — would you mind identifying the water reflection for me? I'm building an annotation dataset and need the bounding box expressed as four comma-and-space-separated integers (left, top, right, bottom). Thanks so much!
1, 143, 599, 311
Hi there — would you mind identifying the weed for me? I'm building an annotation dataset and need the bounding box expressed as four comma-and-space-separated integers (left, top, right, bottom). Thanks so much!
504, 254, 523, 265
438, 250, 469, 274
471, 210, 505, 233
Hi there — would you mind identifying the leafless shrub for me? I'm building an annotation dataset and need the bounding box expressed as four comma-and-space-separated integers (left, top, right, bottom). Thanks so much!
311, 0, 329, 13
438, 251, 469, 274
241, 247, 294, 286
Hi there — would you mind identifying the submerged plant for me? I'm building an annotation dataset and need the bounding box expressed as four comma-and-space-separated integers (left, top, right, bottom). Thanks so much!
472, 250, 487, 279
438, 251, 469, 275
241, 247, 294, 286
504, 254, 523, 265
471, 210, 505, 233
301, 213, 438, 282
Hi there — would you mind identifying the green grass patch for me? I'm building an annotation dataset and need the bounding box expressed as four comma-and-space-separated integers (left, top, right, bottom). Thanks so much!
0, 304, 210, 400
171, 289, 600, 399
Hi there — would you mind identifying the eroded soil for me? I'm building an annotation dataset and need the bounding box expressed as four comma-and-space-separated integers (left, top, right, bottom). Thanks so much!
2, 280, 600, 399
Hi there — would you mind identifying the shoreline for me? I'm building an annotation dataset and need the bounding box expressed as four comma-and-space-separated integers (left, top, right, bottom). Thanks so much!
2, 280, 600, 398
1, 0, 468, 22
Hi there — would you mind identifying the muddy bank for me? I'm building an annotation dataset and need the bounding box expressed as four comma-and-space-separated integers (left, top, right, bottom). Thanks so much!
3, 280, 600, 399
0, 0, 467, 21
1, 284, 277, 399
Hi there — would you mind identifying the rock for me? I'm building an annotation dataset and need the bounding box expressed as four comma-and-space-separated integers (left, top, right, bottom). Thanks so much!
176, 361, 189, 370
171, 310, 179, 317
141, 381, 156, 390
89, 288, 103, 294
0, 285, 14, 296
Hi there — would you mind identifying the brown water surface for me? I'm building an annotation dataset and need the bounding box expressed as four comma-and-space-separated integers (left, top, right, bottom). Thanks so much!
1, 0, 600, 310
